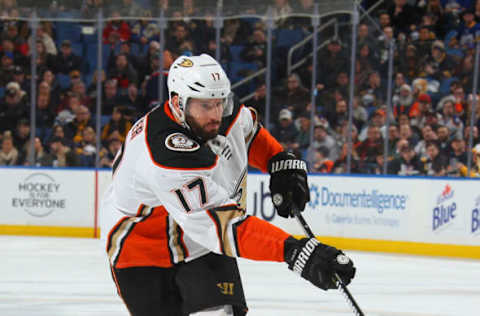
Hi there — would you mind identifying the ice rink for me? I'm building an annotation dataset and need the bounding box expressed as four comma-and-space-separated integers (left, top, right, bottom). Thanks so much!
1, 236, 479, 316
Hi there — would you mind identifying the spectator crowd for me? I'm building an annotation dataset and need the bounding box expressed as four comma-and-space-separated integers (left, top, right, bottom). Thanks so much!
0, 0, 479, 177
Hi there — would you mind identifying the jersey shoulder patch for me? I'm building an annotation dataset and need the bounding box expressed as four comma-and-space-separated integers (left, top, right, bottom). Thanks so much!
146, 106, 217, 169
165, 133, 200, 152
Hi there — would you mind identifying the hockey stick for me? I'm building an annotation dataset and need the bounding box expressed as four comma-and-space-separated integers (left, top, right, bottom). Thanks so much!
292, 207, 365, 316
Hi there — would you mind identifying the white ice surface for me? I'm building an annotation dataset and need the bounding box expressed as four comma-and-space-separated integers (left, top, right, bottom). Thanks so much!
1, 236, 479, 316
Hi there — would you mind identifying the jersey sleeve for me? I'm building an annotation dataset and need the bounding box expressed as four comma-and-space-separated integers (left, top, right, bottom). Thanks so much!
237, 105, 284, 173
148, 169, 290, 262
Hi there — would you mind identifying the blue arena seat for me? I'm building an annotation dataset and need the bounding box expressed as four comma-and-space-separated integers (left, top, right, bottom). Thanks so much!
85, 43, 111, 72
275, 28, 305, 48
56, 73, 71, 90
70, 42, 83, 57
229, 45, 245, 62
55, 22, 82, 43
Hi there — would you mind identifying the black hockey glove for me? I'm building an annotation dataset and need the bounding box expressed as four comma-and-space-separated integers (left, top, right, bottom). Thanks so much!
268, 151, 310, 218
284, 237, 356, 290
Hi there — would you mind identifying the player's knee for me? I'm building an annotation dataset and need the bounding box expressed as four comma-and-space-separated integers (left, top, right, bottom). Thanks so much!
189, 305, 233, 316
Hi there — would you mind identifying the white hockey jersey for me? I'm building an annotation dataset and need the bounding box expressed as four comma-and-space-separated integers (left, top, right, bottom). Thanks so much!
103, 101, 290, 269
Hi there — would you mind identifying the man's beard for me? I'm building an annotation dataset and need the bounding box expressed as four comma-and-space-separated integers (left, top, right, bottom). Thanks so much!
186, 113, 221, 141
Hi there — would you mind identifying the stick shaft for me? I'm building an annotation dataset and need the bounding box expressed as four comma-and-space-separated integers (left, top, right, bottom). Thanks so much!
293, 209, 365, 316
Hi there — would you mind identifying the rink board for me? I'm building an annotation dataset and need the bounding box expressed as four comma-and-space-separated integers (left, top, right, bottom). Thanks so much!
0, 167, 479, 258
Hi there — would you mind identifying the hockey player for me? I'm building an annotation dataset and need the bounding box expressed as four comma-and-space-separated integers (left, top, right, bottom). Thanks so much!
102, 54, 356, 316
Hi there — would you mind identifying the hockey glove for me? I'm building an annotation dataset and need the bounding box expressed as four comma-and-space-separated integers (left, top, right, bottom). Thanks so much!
268, 151, 310, 218
284, 237, 356, 290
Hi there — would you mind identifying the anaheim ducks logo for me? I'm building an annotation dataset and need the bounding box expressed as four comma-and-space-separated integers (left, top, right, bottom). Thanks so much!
178, 58, 193, 67
165, 133, 200, 152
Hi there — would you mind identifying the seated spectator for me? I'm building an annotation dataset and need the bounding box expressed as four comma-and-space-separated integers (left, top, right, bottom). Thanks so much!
34, 40, 56, 73
422, 141, 449, 176
101, 106, 133, 143
49, 137, 80, 167
357, 44, 380, 76
325, 98, 349, 132
464, 125, 479, 146
388, 142, 423, 175
0, 83, 27, 133
415, 124, 438, 158
103, 10, 132, 44
357, 124, 383, 163
1, 38, 27, 71
100, 79, 122, 116
273, 73, 310, 117
333, 142, 362, 174
393, 72, 408, 95
456, 8, 480, 50
24, 137, 54, 167
33, 24, 57, 56
142, 51, 173, 106
294, 113, 312, 151
38, 80, 59, 110
118, 83, 143, 113
250, 83, 266, 124
100, 137, 123, 168
70, 78, 93, 109
413, 25, 436, 58
336, 122, 361, 154
410, 93, 433, 128
359, 109, 386, 141
64, 105, 95, 144
76, 126, 97, 167
47, 124, 73, 149
462, 93, 480, 129
317, 38, 348, 89
118, 0, 144, 17
306, 122, 339, 164
5, 81, 27, 105
0, 131, 18, 165
0, 52, 14, 86
309, 146, 334, 173
371, 148, 386, 175
357, 23, 378, 49
398, 44, 422, 79
272, 0, 293, 28
166, 22, 194, 54
387, 124, 400, 155
427, 40, 457, 81
438, 97, 464, 138
457, 144, 480, 177
331, 71, 350, 98
270, 109, 298, 151
360, 71, 385, 105
436, 125, 452, 155
352, 96, 368, 130
449, 135, 468, 171
241, 28, 267, 68
131, 13, 160, 46
41, 69, 60, 98
393, 84, 414, 117
376, 25, 394, 67
12, 65, 29, 93
108, 53, 138, 92
55, 93, 82, 126
388, 0, 419, 34
35, 92, 55, 141
54, 40, 82, 75
108, 41, 140, 72
13, 118, 30, 159
138, 41, 161, 80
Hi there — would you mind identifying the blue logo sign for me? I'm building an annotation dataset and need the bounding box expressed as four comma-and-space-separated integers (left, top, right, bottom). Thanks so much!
432, 184, 456, 231
472, 196, 480, 235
